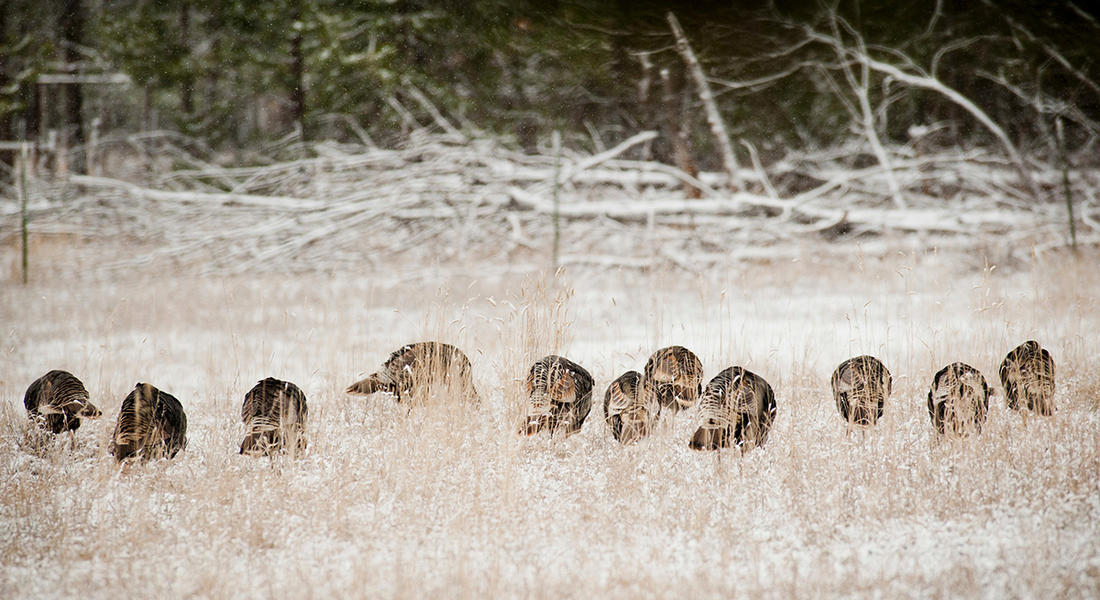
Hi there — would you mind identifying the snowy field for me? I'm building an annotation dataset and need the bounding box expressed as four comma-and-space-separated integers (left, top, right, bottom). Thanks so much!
1, 238, 1098, 598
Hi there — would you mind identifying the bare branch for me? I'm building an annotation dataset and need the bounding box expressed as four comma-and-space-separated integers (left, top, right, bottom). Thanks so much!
984, 0, 1100, 101
931, 36, 1004, 79
804, 25, 1042, 201
977, 69, 1100, 138
829, 14, 906, 209
707, 62, 806, 92
1068, 2, 1100, 29
816, 65, 862, 125
924, 0, 943, 36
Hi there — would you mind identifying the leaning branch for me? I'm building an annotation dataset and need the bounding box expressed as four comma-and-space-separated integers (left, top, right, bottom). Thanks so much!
404, 82, 466, 141
667, 12, 743, 191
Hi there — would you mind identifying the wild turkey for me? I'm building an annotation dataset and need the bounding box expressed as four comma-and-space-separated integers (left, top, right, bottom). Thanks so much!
927, 362, 990, 436
23, 370, 101, 434
603, 371, 660, 444
831, 355, 892, 427
519, 355, 594, 436
240, 377, 308, 456
999, 341, 1055, 416
643, 345, 704, 412
689, 367, 776, 452
109, 383, 188, 461
346, 341, 479, 404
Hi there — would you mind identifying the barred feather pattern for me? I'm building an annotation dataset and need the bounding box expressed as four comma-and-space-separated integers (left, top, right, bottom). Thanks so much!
23, 370, 101, 434
999, 341, 1055, 416
346, 341, 479, 404
643, 345, 704, 412
520, 355, 594, 436
831, 355, 892, 427
603, 371, 659, 443
240, 378, 309, 456
690, 367, 776, 452
927, 362, 990, 436
110, 383, 188, 461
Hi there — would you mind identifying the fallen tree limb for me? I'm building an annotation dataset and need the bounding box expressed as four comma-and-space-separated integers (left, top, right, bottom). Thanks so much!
69, 175, 326, 211
505, 185, 1045, 233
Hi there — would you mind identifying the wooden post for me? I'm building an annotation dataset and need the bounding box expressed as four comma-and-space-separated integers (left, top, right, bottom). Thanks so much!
551, 130, 562, 271
1056, 117, 1076, 253
88, 117, 99, 176
19, 139, 29, 285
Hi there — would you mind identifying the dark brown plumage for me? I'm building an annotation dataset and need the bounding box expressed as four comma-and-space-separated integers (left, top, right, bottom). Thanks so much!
346, 341, 479, 405
999, 341, 1055, 416
927, 362, 990, 436
109, 383, 188, 461
831, 355, 892, 427
519, 355, 594, 436
23, 370, 101, 434
643, 345, 704, 412
240, 377, 308, 456
603, 371, 660, 444
689, 367, 776, 452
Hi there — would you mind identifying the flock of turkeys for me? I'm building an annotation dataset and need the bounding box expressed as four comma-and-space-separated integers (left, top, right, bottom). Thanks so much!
22, 340, 1056, 460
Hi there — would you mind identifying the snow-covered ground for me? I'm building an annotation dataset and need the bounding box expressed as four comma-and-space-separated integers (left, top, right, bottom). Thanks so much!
1, 241, 1098, 597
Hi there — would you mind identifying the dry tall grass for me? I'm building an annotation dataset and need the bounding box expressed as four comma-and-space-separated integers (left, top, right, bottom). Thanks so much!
1, 247, 1098, 598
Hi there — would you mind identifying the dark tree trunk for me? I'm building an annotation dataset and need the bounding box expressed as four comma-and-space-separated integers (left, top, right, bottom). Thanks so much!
290, 0, 305, 136
59, 0, 85, 173
29, 84, 41, 141
506, 54, 537, 154
0, 3, 11, 170
179, 0, 193, 115
661, 66, 700, 198
608, 0, 634, 129
143, 85, 153, 131
203, 9, 222, 120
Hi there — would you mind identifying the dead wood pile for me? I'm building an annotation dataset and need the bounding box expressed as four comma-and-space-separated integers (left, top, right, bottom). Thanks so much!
2, 130, 1096, 276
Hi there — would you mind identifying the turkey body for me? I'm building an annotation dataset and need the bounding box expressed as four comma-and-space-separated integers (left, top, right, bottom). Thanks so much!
346, 341, 479, 404
831, 355, 892, 427
110, 383, 188, 461
24, 370, 101, 434
927, 362, 990, 436
643, 346, 704, 413
240, 378, 309, 456
519, 355, 594, 436
689, 367, 776, 452
603, 371, 660, 444
999, 341, 1055, 416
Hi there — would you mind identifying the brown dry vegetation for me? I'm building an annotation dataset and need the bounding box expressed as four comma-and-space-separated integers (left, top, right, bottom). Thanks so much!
1, 243, 1098, 598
